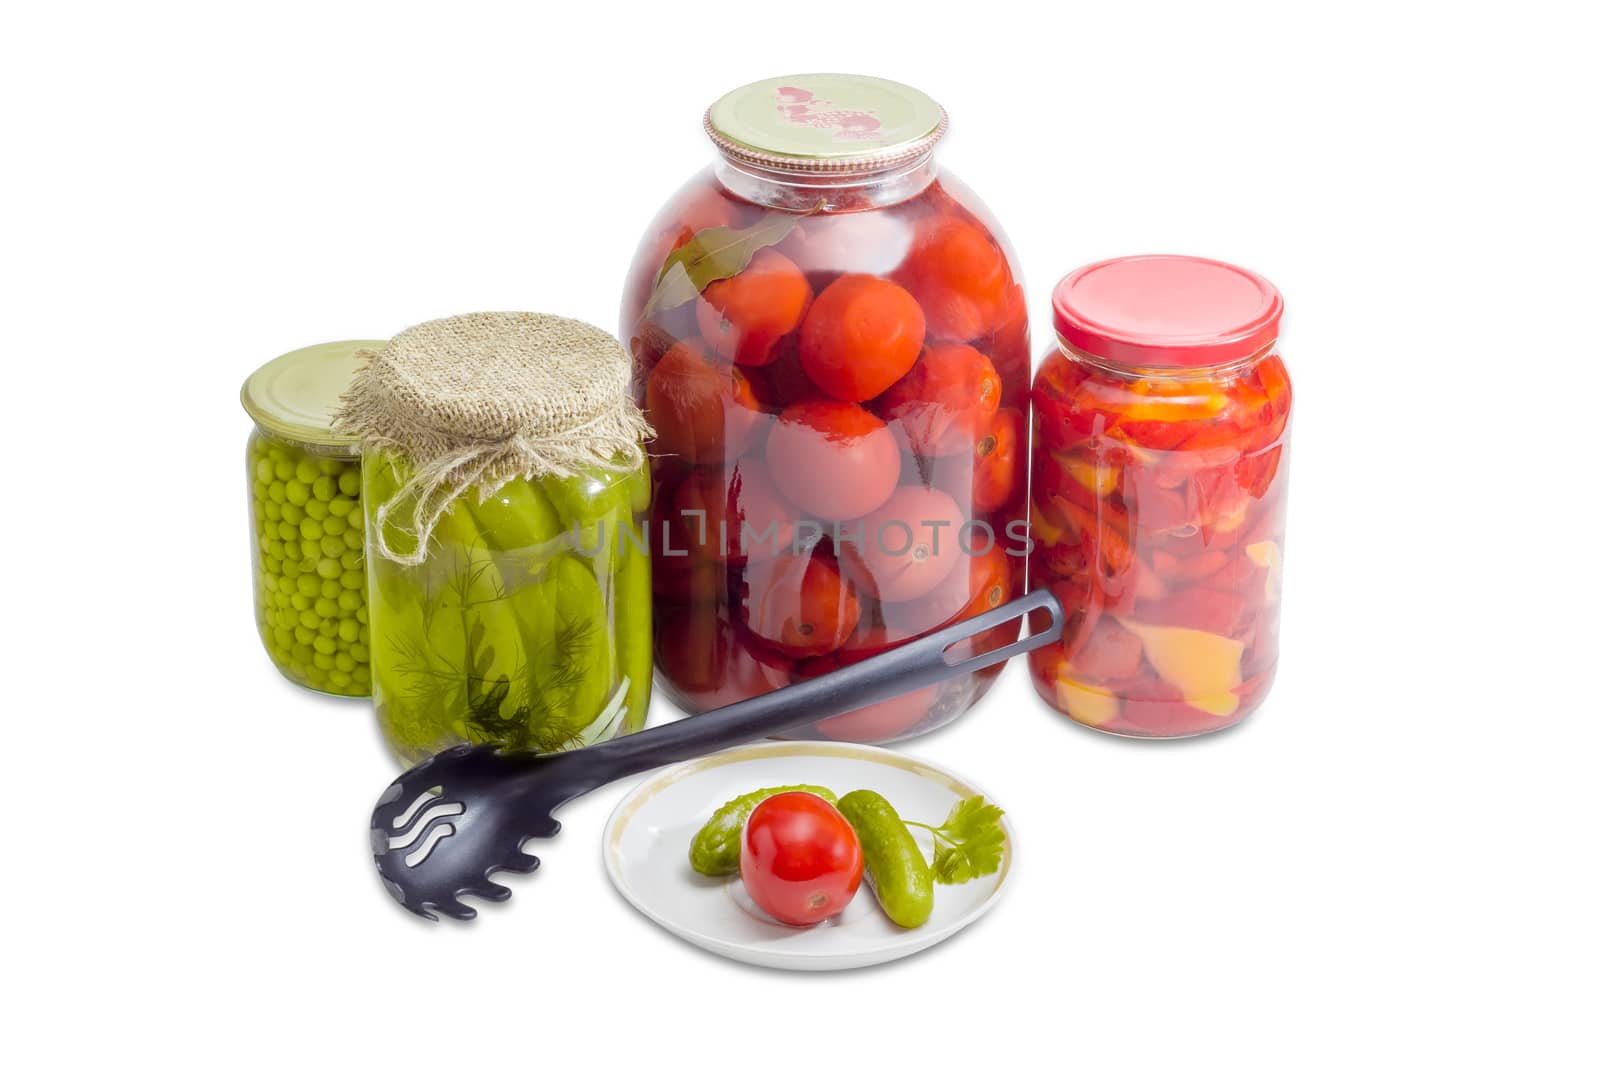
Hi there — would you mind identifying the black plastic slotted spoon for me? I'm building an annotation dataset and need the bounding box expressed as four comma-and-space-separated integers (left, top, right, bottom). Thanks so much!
371, 587, 1063, 920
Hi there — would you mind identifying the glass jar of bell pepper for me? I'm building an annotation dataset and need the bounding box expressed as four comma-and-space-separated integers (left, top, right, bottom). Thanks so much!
621, 74, 1030, 745
1027, 255, 1290, 738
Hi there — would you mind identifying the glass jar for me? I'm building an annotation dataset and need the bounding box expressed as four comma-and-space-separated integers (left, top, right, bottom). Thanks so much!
621, 75, 1030, 744
242, 340, 382, 697
1027, 256, 1291, 738
363, 459, 654, 766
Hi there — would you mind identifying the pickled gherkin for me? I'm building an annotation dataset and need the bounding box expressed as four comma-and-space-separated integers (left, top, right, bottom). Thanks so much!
365, 455, 654, 766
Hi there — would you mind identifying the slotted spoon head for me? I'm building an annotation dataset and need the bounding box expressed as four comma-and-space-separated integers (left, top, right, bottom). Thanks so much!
370, 745, 564, 921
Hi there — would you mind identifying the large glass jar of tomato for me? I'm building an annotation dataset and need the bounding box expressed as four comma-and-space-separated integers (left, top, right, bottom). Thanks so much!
1027, 255, 1290, 738
621, 75, 1030, 744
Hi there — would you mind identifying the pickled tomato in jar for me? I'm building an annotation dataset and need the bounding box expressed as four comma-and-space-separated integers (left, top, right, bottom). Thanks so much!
623, 75, 1031, 744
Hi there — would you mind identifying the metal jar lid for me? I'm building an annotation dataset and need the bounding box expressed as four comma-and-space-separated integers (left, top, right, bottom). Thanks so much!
240, 339, 382, 450
705, 74, 947, 175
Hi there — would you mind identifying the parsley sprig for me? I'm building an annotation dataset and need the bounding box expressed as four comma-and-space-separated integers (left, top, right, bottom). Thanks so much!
904, 796, 1008, 885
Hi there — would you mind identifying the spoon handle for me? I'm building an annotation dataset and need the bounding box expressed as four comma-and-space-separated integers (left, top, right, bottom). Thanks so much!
546, 588, 1064, 796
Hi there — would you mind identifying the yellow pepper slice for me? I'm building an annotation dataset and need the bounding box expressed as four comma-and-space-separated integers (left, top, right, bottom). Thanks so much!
1118, 619, 1245, 716
1245, 540, 1284, 602
1053, 676, 1121, 726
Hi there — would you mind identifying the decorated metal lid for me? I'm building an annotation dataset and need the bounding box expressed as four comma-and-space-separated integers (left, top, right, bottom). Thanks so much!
241, 339, 383, 450
705, 74, 947, 175
1052, 255, 1284, 369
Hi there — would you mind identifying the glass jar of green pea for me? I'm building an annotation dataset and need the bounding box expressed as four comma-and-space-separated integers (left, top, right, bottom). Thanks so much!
242, 340, 382, 697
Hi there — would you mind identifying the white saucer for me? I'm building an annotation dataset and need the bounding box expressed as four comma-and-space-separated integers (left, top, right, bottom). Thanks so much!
602, 740, 1013, 971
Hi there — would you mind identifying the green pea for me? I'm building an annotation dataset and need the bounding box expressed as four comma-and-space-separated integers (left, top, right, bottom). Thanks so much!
281, 502, 304, 524
353, 665, 371, 685
277, 521, 297, 541
338, 469, 361, 497
285, 480, 311, 506
275, 459, 296, 481
350, 645, 369, 664
296, 459, 319, 484
338, 618, 360, 642
304, 499, 329, 521
688, 785, 839, 877
268, 482, 286, 503
294, 625, 315, 645
342, 529, 362, 550
319, 617, 338, 637
284, 541, 303, 561
298, 518, 321, 540
328, 497, 354, 518
255, 458, 275, 482
837, 790, 934, 929
312, 476, 336, 502
313, 558, 340, 580
318, 457, 343, 476
301, 540, 322, 561
320, 535, 344, 557
338, 590, 361, 612
313, 652, 335, 670
264, 500, 282, 521
330, 670, 354, 688
314, 635, 337, 655
314, 598, 338, 619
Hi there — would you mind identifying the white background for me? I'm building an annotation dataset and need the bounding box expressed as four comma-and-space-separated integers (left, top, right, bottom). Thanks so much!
4, 1, 1596, 1063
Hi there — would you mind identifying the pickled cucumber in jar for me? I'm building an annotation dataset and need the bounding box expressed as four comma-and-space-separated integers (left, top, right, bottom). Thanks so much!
337, 312, 656, 766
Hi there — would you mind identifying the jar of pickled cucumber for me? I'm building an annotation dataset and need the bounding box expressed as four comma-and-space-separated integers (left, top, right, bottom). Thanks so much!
243, 340, 382, 697
1027, 255, 1291, 738
336, 313, 655, 765
622, 74, 1030, 745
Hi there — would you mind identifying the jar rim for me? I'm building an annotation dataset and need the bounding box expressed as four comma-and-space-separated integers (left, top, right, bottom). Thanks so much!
704, 74, 947, 176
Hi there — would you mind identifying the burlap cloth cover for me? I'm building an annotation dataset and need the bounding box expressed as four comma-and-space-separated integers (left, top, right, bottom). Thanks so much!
336, 312, 652, 565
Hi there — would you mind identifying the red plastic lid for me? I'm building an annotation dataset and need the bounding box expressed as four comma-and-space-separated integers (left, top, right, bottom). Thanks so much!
1052, 254, 1283, 368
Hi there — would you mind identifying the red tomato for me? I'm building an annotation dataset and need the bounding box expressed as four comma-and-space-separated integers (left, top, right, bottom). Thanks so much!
695, 249, 812, 366
878, 528, 1013, 643
798, 274, 926, 402
671, 469, 734, 562
741, 793, 863, 926
875, 343, 1002, 457
742, 335, 820, 411
981, 283, 1032, 401
726, 458, 797, 563
654, 609, 727, 694
840, 486, 966, 602
895, 215, 1011, 342
815, 686, 939, 743
936, 406, 1023, 514
644, 341, 763, 464
740, 551, 861, 657
764, 399, 901, 520
776, 210, 914, 276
